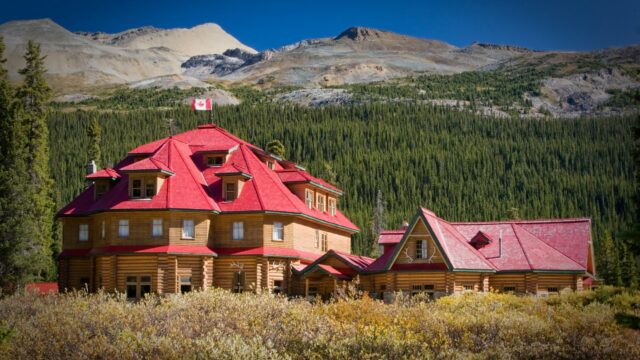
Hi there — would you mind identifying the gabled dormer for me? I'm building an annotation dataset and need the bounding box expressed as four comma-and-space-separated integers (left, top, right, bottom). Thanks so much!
275, 169, 342, 216
120, 157, 174, 199
215, 163, 252, 201
86, 167, 121, 200
192, 144, 238, 168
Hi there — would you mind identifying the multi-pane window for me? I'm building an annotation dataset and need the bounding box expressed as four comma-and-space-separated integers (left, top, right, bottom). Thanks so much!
305, 189, 314, 209
328, 198, 336, 216
315, 230, 320, 248
152, 219, 163, 237
118, 219, 129, 237
180, 276, 192, 293
463, 284, 474, 291
131, 179, 142, 198
504, 286, 516, 293
416, 240, 428, 259
145, 178, 156, 198
232, 222, 244, 240
100, 221, 106, 240
321, 233, 328, 251
272, 222, 284, 241
182, 220, 195, 239
547, 287, 559, 294
79, 224, 89, 241
225, 183, 237, 201
316, 193, 325, 212
126, 275, 152, 300
207, 156, 224, 167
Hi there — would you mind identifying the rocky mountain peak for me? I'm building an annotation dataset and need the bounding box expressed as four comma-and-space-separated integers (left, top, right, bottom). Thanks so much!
334, 27, 391, 41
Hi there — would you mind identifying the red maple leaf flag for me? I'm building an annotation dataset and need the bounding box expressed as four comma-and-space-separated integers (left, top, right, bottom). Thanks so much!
191, 98, 212, 111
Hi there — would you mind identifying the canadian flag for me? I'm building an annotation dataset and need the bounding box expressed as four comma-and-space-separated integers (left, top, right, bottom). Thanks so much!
191, 98, 212, 111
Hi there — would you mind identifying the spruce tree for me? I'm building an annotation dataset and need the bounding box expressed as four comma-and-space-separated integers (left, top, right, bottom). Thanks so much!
600, 232, 623, 286
266, 140, 285, 158
16, 40, 55, 281
371, 189, 386, 256
87, 117, 101, 167
622, 243, 639, 288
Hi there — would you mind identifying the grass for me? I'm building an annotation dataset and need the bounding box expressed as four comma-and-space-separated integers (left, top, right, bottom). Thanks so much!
0, 286, 639, 359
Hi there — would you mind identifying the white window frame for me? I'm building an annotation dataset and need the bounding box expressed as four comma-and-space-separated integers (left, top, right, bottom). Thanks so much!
416, 240, 428, 259
100, 221, 105, 240
315, 230, 320, 248
328, 198, 336, 216
316, 193, 325, 212
182, 220, 195, 239
321, 233, 328, 251
272, 222, 284, 241
79, 224, 89, 242
152, 219, 163, 237
232, 221, 244, 240
305, 189, 314, 209
118, 219, 129, 238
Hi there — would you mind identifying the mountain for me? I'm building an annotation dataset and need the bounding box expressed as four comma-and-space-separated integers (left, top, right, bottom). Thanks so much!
0, 19, 254, 91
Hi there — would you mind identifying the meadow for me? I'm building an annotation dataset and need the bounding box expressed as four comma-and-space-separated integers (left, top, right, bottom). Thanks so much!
0, 287, 639, 359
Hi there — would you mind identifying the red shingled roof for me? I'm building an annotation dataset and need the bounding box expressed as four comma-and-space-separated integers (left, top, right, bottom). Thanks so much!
86, 168, 120, 180
58, 124, 358, 233
276, 169, 342, 194
378, 230, 404, 245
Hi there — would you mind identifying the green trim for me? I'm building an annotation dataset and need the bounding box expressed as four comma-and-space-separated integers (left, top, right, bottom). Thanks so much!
122, 169, 175, 176
282, 180, 343, 196
57, 208, 221, 218
216, 171, 253, 179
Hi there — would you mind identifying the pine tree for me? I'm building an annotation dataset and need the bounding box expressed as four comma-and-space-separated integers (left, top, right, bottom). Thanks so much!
87, 117, 101, 167
371, 189, 386, 256
506, 207, 521, 220
15, 40, 55, 281
622, 243, 639, 288
600, 232, 623, 286
266, 140, 285, 158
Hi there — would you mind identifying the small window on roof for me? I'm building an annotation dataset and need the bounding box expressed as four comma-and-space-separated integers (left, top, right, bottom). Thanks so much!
131, 179, 142, 198
267, 161, 275, 170
207, 156, 224, 167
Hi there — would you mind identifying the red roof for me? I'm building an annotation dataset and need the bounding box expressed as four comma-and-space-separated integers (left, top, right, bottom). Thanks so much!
86, 168, 120, 180
315, 264, 357, 279
292, 249, 375, 277
59, 124, 358, 233
60, 245, 217, 257
214, 247, 322, 262
276, 169, 342, 194
25, 282, 58, 294
378, 230, 404, 245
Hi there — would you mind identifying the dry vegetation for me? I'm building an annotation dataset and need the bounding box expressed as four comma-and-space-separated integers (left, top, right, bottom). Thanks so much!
0, 287, 639, 359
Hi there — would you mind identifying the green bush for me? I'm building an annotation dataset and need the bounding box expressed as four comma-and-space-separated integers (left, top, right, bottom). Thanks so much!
0, 289, 638, 359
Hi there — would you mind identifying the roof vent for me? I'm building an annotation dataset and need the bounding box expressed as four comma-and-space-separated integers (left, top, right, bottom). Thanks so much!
469, 231, 493, 249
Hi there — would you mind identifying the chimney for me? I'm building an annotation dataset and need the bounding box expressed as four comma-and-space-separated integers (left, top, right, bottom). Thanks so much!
400, 220, 409, 230
498, 230, 502, 258
87, 160, 96, 176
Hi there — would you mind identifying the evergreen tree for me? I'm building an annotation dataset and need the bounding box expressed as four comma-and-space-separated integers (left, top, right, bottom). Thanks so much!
87, 117, 101, 167
600, 232, 623, 286
267, 140, 285, 158
622, 243, 639, 288
371, 189, 386, 256
15, 40, 55, 281
506, 207, 521, 220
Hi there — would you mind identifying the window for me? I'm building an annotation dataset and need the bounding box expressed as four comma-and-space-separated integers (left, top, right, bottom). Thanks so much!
225, 182, 237, 201
328, 198, 336, 216
316, 193, 325, 212
140, 276, 152, 298
305, 189, 314, 209
272, 222, 284, 241
207, 156, 224, 167
145, 178, 156, 198
100, 221, 106, 240
118, 219, 129, 237
463, 284, 474, 291
182, 220, 195, 239
307, 286, 317, 298
547, 287, 559, 294
79, 224, 89, 241
315, 230, 320, 248
131, 179, 142, 198
272, 280, 283, 294
80, 277, 90, 290
152, 219, 163, 237
95, 182, 108, 198
232, 222, 244, 240
504, 286, 516, 293
180, 276, 192, 293
126, 276, 137, 300
412, 285, 423, 296
267, 161, 275, 170
232, 272, 245, 293
416, 240, 428, 259
321, 233, 328, 251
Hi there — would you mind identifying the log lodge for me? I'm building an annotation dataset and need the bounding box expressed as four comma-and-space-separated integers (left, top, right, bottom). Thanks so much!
57, 124, 595, 300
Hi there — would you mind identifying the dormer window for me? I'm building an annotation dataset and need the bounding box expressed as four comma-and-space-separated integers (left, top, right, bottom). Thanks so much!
225, 183, 237, 201
95, 182, 108, 199
131, 179, 142, 198
305, 189, 314, 209
316, 193, 326, 212
328, 198, 336, 216
207, 156, 224, 167
145, 178, 156, 197
267, 161, 275, 170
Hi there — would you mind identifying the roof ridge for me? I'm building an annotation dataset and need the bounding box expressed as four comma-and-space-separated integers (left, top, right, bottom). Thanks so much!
165, 140, 172, 207
511, 223, 533, 270
439, 217, 497, 270
450, 217, 591, 225
172, 140, 217, 211
513, 223, 585, 269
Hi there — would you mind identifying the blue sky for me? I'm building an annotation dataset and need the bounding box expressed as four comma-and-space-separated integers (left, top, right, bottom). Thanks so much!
2, 0, 639, 51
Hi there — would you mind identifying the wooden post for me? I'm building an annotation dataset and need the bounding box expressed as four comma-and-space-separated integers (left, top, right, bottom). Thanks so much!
333, 278, 338, 297
304, 278, 309, 298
